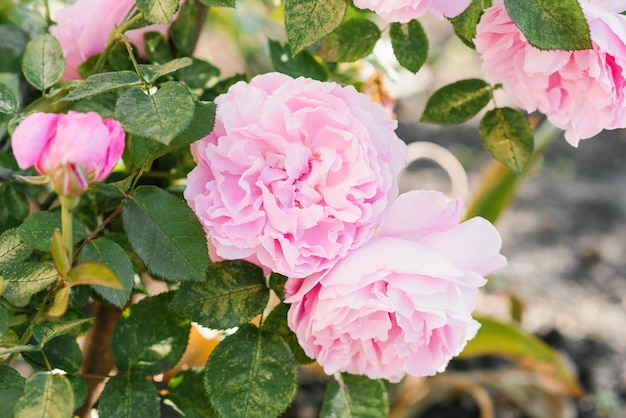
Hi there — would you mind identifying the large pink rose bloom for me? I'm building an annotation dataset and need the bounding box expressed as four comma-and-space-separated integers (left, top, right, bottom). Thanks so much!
184, 72, 407, 278
50, 0, 174, 80
353, 0, 471, 23
285, 191, 506, 382
11, 111, 125, 196
475, 1, 626, 146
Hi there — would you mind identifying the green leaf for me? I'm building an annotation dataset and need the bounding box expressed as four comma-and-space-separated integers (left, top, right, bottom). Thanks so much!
285, 0, 347, 55
98, 374, 160, 418
140, 57, 193, 83
18, 211, 86, 251
0, 305, 8, 336
171, 260, 269, 329
479, 107, 534, 175
66, 375, 87, 412
14, 372, 74, 418
46, 285, 69, 318
32, 318, 93, 346
21, 34, 65, 91
111, 292, 190, 375
175, 58, 221, 90
269, 40, 327, 81
390, 20, 428, 73
0, 227, 33, 270
23, 335, 82, 373
460, 316, 583, 395
0, 365, 25, 418
96, 174, 135, 198
450, 0, 492, 48
136, 0, 179, 24
504, 0, 592, 50
144, 32, 174, 65
205, 324, 298, 418
69, 90, 117, 119
62, 71, 141, 101
0, 26, 28, 73
115, 81, 195, 145
263, 303, 313, 364
421, 79, 491, 124
67, 261, 124, 289
320, 373, 389, 418
0, 82, 19, 114
268, 272, 287, 301
165, 369, 218, 418
122, 186, 209, 281
80, 238, 134, 307
198, 0, 236, 7
1, 262, 57, 307
170, 0, 198, 54
50, 229, 69, 278
318, 18, 380, 63
0, 184, 29, 232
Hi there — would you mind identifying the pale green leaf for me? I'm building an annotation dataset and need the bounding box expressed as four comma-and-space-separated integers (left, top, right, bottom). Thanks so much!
14, 372, 74, 418
0, 227, 33, 270
321, 373, 389, 418
2, 262, 57, 307
21, 34, 65, 91
136, 0, 179, 24
62, 71, 141, 102
0, 82, 19, 114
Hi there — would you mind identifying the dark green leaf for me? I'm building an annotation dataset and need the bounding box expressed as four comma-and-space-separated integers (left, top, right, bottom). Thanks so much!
390, 20, 428, 73
111, 292, 190, 374
115, 81, 195, 145
170, 0, 198, 54
70, 90, 118, 119
80, 238, 134, 307
268, 272, 287, 301
122, 186, 209, 281
0, 305, 8, 336
1, 262, 57, 307
14, 372, 73, 418
175, 58, 221, 90
143, 32, 174, 65
0, 82, 19, 114
421, 78, 491, 124
0, 365, 25, 418
0, 184, 29, 232
33, 318, 92, 346
479, 107, 534, 175
62, 71, 142, 102
96, 174, 135, 198
98, 374, 160, 418
0, 26, 28, 73
285, 0, 347, 55
166, 369, 218, 418
504, 0, 591, 50
205, 324, 298, 418
0, 227, 33, 270
201, 74, 246, 102
171, 260, 269, 329
318, 18, 380, 63
21, 34, 65, 91
136, 0, 179, 24
66, 375, 88, 412
23, 335, 82, 373
140, 57, 193, 83
450, 0, 492, 48
198, 0, 236, 7
263, 303, 313, 364
18, 211, 86, 251
106, 42, 136, 71
269, 40, 327, 81
320, 373, 389, 418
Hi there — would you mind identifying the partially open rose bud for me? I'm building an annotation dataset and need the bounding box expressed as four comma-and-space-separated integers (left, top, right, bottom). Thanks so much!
11, 111, 125, 197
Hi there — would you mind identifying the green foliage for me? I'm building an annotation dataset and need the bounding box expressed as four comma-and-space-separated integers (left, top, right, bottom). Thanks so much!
504, 0, 591, 50
18, 211, 86, 251
0, 305, 8, 336
205, 324, 299, 418
421, 78, 492, 124
111, 292, 190, 375
170, 0, 199, 54
0, 366, 25, 418
136, 0, 180, 24
390, 20, 429, 73
479, 107, 534, 175
450, 0, 492, 48
0, 82, 19, 114
14, 372, 74, 418
1, 262, 57, 307
21, 34, 65, 91
171, 259, 269, 329
269, 40, 328, 81
0, 228, 32, 270
62, 71, 142, 102
320, 373, 389, 418
284, 0, 347, 55
0, 26, 28, 73
165, 369, 218, 418
98, 374, 160, 418
263, 303, 313, 364
122, 186, 209, 281
318, 19, 380, 63
198, 0, 236, 7
0, 184, 29, 233
24, 334, 83, 373
32, 318, 92, 346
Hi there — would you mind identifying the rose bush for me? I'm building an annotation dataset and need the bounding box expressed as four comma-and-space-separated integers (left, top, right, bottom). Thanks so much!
286, 190, 506, 382
50, 0, 174, 80
11, 111, 125, 196
475, 0, 626, 146
352, 0, 471, 23
184, 72, 407, 278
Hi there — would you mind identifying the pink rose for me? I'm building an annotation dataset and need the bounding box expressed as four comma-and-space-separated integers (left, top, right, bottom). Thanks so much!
11, 111, 125, 196
50, 0, 175, 80
353, 0, 471, 23
285, 191, 506, 382
475, 1, 626, 146
184, 72, 407, 278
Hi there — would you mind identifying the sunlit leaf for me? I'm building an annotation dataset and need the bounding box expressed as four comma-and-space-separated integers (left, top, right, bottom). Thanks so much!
284, 0, 346, 55
14, 372, 74, 418
136, 0, 179, 24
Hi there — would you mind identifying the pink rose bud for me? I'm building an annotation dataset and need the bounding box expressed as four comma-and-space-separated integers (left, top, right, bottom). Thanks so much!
475, 1, 626, 146
11, 111, 125, 196
184, 72, 408, 278
353, 0, 471, 23
49, 0, 176, 80
286, 190, 506, 382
